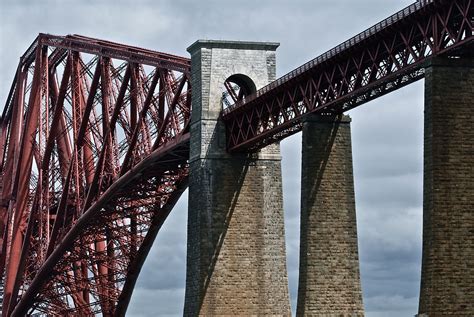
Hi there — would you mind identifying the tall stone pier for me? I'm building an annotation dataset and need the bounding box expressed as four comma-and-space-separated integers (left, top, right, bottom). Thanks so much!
297, 114, 364, 316
418, 58, 474, 316
184, 40, 291, 315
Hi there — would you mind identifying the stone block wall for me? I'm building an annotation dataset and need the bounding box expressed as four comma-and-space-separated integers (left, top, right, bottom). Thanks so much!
297, 114, 364, 316
184, 40, 291, 316
418, 57, 474, 316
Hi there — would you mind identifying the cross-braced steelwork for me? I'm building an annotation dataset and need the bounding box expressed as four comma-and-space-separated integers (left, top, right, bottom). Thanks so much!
222, 0, 474, 152
0, 34, 191, 316
1, 0, 473, 315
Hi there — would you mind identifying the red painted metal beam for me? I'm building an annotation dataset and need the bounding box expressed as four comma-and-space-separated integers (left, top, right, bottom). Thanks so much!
12, 134, 190, 316
19, 34, 190, 74
0, 34, 191, 316
222, 0, 474, 152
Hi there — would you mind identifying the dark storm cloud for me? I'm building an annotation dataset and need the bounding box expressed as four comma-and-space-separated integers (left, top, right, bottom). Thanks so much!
1, 1, 423, 316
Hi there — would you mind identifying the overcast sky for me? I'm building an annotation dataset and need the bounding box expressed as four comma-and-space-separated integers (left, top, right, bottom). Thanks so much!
1, 1, 424, 316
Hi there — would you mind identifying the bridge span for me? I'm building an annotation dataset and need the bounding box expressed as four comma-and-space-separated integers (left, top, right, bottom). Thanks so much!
0, 0, 472, 315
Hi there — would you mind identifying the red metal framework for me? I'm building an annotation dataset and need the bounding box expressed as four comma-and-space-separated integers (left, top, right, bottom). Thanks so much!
1, 0, 473, 315
0, 34, 191, 316
222, 0, 474, 152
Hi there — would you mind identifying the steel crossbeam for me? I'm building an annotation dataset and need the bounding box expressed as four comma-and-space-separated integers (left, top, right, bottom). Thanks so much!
222, 0, 474, 152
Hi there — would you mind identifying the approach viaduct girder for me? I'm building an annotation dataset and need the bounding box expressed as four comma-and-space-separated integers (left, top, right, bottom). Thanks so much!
222, 0, 473, 152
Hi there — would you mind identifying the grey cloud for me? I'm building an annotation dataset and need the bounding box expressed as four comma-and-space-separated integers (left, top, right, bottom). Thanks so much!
128, 287, 185, 316
365, 294, 418, 312
356, 174, 422, 208
134, 192, 188, 292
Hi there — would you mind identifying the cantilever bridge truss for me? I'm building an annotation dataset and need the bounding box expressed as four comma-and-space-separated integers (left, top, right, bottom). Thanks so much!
0, 0, 472, 315
0, 34, 191, 316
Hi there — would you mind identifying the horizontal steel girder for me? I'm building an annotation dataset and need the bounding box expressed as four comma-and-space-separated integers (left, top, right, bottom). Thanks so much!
222, 0, 474, 152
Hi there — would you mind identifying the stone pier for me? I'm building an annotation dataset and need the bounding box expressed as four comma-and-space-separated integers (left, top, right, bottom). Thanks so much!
297, 114, 364, 316
418, 58, 474, 316
184, 40, 291, 315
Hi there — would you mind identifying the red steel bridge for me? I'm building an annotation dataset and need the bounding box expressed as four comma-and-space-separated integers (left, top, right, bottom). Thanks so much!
0, 0, 472, 315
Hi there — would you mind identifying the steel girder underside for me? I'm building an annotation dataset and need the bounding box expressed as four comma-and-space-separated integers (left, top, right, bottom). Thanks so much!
0, 34, 191, 316
222, 0, 474, 152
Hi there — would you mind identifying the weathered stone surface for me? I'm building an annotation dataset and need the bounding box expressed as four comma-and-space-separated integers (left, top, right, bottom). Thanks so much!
418, 58, 474, 316
297, 114, 364, 316
184, 40, 291, 316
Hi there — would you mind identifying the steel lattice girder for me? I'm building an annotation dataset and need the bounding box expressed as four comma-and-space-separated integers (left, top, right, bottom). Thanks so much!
0, 0, 473, 315
222, 0, 474, 152
0, 34, 191, 316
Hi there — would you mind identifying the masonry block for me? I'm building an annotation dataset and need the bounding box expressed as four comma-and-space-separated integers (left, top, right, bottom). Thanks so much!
184, 40, 291, 316
418, 57, 474, 316
297, 114, 364, 316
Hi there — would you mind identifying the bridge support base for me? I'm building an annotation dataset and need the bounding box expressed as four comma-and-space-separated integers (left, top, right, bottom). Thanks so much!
297, 114, 364, 316
184, 40, 291, 316
418, 58, 474, 316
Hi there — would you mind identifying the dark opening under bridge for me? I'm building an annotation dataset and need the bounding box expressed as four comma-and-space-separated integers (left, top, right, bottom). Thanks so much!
0, 0, 472, 316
